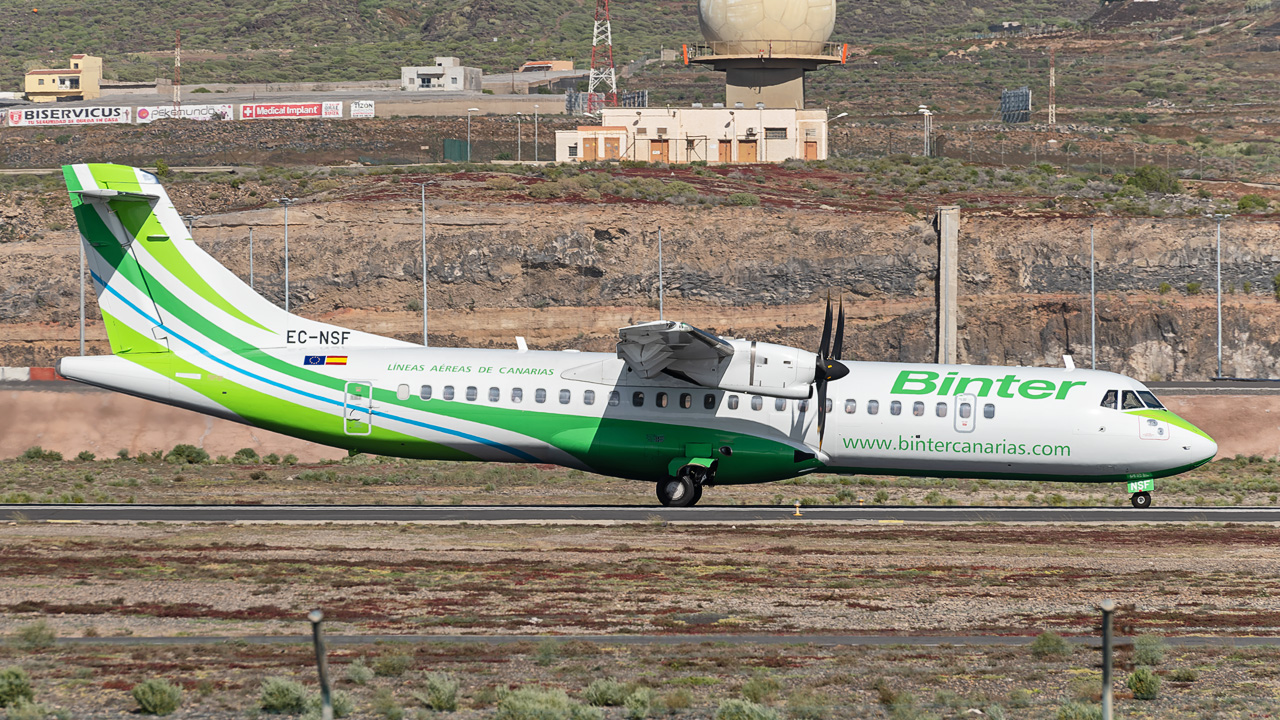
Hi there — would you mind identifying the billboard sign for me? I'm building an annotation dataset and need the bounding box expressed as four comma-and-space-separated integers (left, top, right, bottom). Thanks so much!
7, 106, 131, 127
136, 104, 234, 123
1000, 86, 1032, 124
350, 100, 375, 119
240, 102, 342, 120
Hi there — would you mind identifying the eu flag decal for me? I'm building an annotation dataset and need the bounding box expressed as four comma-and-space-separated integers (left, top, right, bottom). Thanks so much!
304, 355, 326, 366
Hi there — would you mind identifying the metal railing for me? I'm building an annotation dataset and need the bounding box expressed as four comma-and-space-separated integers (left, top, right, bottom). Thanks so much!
684, 40, 846, 62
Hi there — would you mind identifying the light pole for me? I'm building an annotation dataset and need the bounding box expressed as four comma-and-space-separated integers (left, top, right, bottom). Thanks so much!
276, 197, 296, 312
419, 182, 433, 346
830, 112, 848, 158
516, 112, 523, 162
248, 228, 255, 290
1208, 213, 1231, 378
1090, 224, 1096, 370
534, 104, 540, 162
466, 107, 479, 162
78, 238, 84, 356
917, 105, 933, 157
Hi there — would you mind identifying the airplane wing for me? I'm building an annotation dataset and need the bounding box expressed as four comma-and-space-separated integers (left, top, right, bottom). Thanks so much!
616, 321, 734, 380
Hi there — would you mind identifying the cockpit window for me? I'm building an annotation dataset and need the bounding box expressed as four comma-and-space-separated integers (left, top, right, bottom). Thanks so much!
1137, 390, 1164, 410
1121, 390, 1144, 410
1100, 390, 1117, 409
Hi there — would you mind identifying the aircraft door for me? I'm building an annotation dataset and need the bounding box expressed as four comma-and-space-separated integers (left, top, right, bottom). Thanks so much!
344, 381, 374, 436
954, 394, 976, 433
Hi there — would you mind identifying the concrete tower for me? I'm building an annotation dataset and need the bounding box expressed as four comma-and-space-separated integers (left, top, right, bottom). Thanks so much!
691, 0, 842, 109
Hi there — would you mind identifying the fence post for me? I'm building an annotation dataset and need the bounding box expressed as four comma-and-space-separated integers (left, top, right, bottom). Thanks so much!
309, 610, 334, 720
1100, 599, 1115, 720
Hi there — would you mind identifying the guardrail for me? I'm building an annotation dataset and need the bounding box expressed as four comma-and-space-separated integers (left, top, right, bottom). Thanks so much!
683, 41, 847, 63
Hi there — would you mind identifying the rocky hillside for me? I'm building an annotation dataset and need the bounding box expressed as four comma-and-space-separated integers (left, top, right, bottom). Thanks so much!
4, 183, 1280, 380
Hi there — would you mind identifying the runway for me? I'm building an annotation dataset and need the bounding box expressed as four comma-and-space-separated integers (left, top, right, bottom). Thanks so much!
5, 504, 1280, 524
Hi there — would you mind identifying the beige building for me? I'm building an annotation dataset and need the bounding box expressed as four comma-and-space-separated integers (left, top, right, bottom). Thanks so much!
555, 106, 828, 164
401, 57, 482, 92
24, 54, 102, 102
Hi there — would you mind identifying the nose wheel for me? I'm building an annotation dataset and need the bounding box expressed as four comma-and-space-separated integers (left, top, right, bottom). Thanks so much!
1130, 491, 1152, 509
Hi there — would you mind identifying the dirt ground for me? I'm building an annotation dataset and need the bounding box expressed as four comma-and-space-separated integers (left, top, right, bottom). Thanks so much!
0, 522, 1277, 718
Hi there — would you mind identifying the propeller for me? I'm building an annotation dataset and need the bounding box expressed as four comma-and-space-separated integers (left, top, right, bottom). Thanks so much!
815, 295, 850, 449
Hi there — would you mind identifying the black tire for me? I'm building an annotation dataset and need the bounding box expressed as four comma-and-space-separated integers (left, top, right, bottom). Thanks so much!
691, 483, 704, 506
1131, 491, 1152, 509
656, 477, 697, 507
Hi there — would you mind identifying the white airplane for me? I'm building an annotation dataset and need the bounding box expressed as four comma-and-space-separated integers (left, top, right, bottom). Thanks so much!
57, 164, 1217, 508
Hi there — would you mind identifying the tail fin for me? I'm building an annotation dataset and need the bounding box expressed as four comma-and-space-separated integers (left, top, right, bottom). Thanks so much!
63, 163, 406, 357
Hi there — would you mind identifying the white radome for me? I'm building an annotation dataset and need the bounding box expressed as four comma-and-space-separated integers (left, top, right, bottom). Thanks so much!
698, 0, 836, 49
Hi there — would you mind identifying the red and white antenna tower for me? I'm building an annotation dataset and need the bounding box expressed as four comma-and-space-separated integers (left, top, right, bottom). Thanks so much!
587, 0, 617, 113
173, 30, 181, 113
1048, 46, 1056, 125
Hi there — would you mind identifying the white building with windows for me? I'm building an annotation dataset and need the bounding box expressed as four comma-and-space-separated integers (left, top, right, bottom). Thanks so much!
555, 106, 828, 164
400, 57, 482, 92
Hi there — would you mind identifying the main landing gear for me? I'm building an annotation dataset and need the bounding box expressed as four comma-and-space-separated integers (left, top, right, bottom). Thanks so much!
656, 464, 711, 507
1130, 491, 1152, 509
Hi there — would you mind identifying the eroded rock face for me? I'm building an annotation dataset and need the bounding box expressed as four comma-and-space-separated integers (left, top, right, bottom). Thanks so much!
2, 198, 1278, 380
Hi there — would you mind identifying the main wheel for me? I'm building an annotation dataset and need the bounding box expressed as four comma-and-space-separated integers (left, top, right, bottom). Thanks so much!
691, 482, 704, 505
1131, 491, 1152, 509
656, 477, 697, 507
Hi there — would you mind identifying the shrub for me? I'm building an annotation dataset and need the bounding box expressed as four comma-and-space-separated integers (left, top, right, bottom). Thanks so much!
495, 687, 603, 720
154, 159, 170, 178
307, 690, 353, 718
372, 650, 413, 677
624, 688, 654, 719
21, 446, 62, 462
528, 181, 565, 199
1007, 688, 1032, 708
260, 676, 309, 714
76, 451, 96, 462
4, 697, 56, 720
15, 621, 56, 651
164, 444, 209, 465
985, 705, 1006, 720
1158, 281, 1172, 294
785, 690, 829, 719
1128, 666, 1161, 700
741, 675, 781, 704
715, 698, 780, 720
282, 453, 298, 465
584, 679, 629, 706
1133, 634, 1166, 665
371, 687, 405, 720
264, 453, 281, 465
1186, 281, 1202, 295
1237, 193, 1267, 211
1127, 164, 1182, 194
663, 688, 693, 712
133, 679, 182, 715
1056, 701, 1103, 720
0, 667, 34, 708
728, 193, 760, 206
487, 176, 519, 191
1170, 667, 1198, 682
1030, 631, 1071, 659
344, 659, 374, 685
232, 447, 261, 464
413, 673, 459, 711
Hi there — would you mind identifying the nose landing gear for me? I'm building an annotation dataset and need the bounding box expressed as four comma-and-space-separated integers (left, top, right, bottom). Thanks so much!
1127, 478, 1155, 509
1130, 491, 1152, 509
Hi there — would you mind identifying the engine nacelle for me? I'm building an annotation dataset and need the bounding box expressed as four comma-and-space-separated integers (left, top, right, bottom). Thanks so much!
682, 340, 817, 399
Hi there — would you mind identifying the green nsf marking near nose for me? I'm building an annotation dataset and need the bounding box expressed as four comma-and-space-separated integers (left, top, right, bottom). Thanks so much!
1127, 478, 1155, 494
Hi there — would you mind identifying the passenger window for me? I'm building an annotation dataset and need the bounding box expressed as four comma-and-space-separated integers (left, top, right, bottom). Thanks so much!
608, 391, 620, 406
913, 401, 925, 417
535, 388, 547, 404
825, 398, 833, 414
960, 402, 973, 419
775, 397, 787, 412
465, 386, 478, 401
680, 393, 692, 409
559, 389, 571, 404
512, 388, 524, 403
656, 392, 668, 408
867, 399, 879, 415
728, 395, 740, 410
419, 384, 432, 400
704, 394, 716, 410
983, 403, 995, 419
1100, 389, 1118, 409
798, 400, 809, 413
751, 396, 763, 411
632, 391, 644, 407
488, 387, 499, 402
397, 384, 410, 401
1137, 390, 1164, 409
583, 390, 595, 405
443, 385, 455, 400
890, 400, 902, 416
1122, 391, 1144, 410
936, 402, 947, 417
844, 399, 856, 414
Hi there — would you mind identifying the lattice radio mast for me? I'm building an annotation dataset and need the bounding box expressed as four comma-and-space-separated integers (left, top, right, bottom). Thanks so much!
587, 0, 618, 113
173, 30, 181, 113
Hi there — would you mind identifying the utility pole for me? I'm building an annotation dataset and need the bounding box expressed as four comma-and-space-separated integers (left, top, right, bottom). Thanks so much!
516, 112, 523, 162
173, 30, 181, 113
420, 183, 429, 346
1209, 213, 1231, 378
78, 239, 85, 356
276, 198, 297, 312
1048, 47, 1056, 126
248, 228, 255, 290
657, 226, 664, 321
534, 104, 540, 161
1090, 224, 1096, 370
466, 108, 479, 162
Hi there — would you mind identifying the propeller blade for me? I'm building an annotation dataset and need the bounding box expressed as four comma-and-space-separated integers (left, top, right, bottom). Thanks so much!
833, 298, 846, 362
819, 294, 833, 360
817, 379, 828, 450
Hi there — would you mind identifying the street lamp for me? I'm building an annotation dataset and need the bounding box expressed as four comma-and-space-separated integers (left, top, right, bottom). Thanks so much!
832, 112, 848, 120
1208, 213, 1231, 378
534, 104, 540, 162
419, 182, 435, 347
1090, 224, 1096, 370
275, 197, 297, 312
466, 107, 479, 162
917, 105, 933, 157
516, 112, 523, 163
